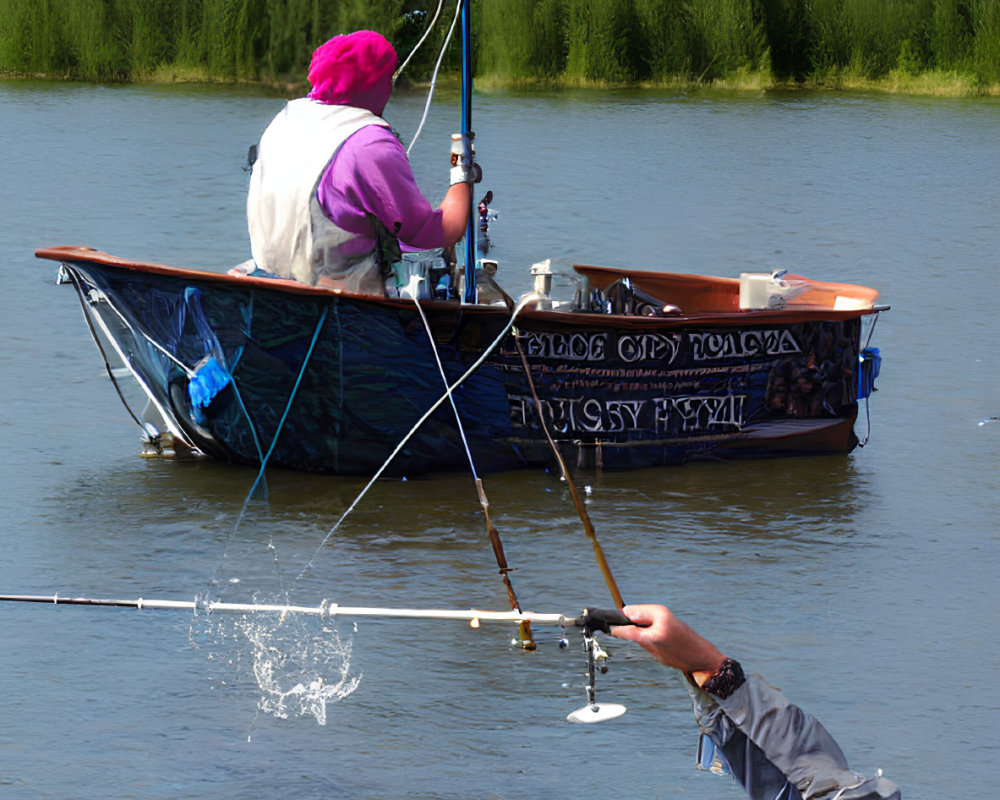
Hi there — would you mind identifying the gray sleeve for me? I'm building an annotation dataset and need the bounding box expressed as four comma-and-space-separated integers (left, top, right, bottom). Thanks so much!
688, 674, 901, 800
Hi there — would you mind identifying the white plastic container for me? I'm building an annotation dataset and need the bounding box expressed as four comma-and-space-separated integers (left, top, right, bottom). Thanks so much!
739, 271, 808, 310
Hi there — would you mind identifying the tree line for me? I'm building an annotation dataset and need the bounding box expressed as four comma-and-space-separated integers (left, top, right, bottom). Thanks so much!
1, 0, 998, 90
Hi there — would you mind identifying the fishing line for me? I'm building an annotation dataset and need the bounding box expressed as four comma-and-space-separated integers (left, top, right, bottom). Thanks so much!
404, 286, 535, 649
406, 0, 463, 156
404, 287, 479, 470
293, 292, 540, 586
513, 333, 626, 609
212, 299, 536, 715
393, 0, 445, 84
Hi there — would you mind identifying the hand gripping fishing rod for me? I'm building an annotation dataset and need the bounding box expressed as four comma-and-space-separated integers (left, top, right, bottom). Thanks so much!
0, 593, 636, 723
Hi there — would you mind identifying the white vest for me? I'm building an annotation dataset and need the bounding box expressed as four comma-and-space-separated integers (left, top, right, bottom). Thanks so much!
247, 98, 390, 293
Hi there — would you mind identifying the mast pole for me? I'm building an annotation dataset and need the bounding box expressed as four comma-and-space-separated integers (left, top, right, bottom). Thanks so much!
461, 0, 476, 303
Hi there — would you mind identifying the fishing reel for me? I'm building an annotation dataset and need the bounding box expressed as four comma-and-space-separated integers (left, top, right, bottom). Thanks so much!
564, 608, 631, 723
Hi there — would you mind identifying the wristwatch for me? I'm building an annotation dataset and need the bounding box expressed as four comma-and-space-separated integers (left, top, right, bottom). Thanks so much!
700, 658, 746, 700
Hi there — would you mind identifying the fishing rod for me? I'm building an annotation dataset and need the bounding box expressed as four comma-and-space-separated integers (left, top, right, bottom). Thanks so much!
1, 592, 633, 723
513, 337, 626, 609
0, 593, 565, 623
402, 288, 535, 650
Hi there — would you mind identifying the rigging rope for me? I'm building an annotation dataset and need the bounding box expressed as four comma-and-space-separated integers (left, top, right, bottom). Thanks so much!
233, 304, 329, 525
66, 266, 269, 471
857, 308, 883, 448
67, 268, 148, 431
202, 302, 331, 606
404, 288, 535, 649
293, 292, 540, 586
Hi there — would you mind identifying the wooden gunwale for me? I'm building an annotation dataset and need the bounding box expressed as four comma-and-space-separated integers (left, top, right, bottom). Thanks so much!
37, 245, 885, 328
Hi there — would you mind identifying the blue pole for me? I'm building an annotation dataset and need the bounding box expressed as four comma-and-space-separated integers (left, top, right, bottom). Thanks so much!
461, 0, 476, 303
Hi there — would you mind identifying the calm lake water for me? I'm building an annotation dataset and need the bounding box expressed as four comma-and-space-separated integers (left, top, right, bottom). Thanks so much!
1, 79, 997, 799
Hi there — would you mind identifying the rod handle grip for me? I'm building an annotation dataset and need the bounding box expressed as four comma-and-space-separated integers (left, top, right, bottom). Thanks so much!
577, 607, 634, 634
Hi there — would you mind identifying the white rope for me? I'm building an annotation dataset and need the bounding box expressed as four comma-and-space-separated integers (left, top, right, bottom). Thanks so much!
87, 283, 195, 376
404, 283, 478, 477
70, 274, 190, 442
294, 292, 540, 584
406, 0, 464, 156
393, 0, 445, 84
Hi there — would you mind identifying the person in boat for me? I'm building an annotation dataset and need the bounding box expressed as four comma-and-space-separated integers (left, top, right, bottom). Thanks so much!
246, 30, 477, 295
611, 604, 901, 800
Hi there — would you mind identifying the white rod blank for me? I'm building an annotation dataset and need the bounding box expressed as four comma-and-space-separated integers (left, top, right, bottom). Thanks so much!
0, 594, 573, 627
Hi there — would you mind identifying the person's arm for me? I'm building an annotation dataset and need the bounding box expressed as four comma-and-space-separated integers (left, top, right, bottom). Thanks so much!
318, 127, 472, 250
611, 604, 900, 800
608, 602, 728, 687
438, 181, 471, 246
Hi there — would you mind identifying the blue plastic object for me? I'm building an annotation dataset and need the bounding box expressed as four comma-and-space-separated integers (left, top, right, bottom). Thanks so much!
188, 357, 232, 414
857, 347, 882, 400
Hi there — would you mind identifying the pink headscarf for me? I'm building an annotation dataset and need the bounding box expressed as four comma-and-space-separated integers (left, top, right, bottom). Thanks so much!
307, 31, 398, 115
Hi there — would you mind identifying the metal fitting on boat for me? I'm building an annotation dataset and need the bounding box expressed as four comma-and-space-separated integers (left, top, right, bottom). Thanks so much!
530, 259, 553, 308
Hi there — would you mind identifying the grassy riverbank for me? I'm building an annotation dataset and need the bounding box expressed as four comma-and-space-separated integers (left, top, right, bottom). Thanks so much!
2, 0, 999, 96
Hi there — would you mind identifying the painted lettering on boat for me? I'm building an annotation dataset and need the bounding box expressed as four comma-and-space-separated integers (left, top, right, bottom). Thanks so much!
616, 332, 683, 363
518, 331, 682, 364
688, 329, 800, 361
509, 394, 745, 436
651, 395, 746, 432
520, 331, 607, 361
516, 329, 796, 364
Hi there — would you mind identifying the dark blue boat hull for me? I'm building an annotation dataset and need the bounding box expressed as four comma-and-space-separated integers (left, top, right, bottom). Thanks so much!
49, 249, 877, 475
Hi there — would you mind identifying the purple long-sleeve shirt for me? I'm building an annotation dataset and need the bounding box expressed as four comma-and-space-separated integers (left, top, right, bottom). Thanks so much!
315, 125, 445, 256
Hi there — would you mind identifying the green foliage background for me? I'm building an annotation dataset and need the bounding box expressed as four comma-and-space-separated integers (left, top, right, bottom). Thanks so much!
1, 0, 998, 89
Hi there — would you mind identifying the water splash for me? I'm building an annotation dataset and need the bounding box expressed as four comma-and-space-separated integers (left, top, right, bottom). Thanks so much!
193, 607, 361, 726
236, 615, 361, 725
978, 416, 1000, 427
